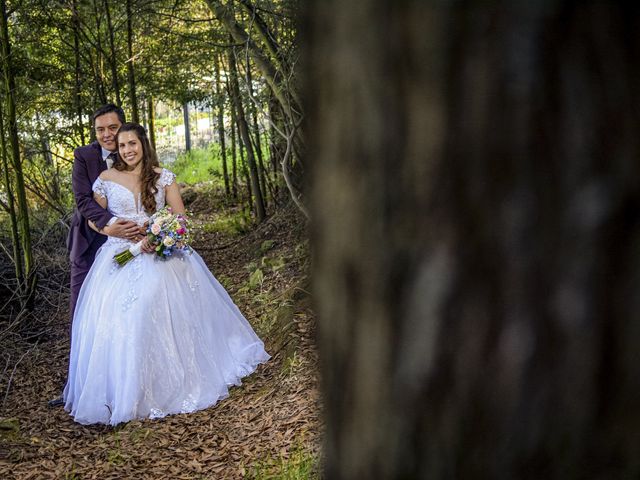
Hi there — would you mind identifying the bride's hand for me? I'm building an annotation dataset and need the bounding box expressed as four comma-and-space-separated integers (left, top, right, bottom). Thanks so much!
140, 237, 156, 254
132, 222, 149, 243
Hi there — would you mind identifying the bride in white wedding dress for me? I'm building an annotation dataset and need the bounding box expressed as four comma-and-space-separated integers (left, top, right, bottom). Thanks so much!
63, 123, 269, 426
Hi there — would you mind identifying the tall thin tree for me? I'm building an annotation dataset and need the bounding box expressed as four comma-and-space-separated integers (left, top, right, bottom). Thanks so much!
125, 0, 139, 122
91, 0, 108, 104
228, 44, 265, 221
0, 98, 22, 289
104, 0, 121, 105
71, 0, 85, 144
0, 0, 35, 303
214, 53, 230, 196
183, 102, 191, 152
147, 96, 156, 151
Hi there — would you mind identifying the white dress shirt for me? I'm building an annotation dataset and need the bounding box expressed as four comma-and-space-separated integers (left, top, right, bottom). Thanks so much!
101, 147, 116, 169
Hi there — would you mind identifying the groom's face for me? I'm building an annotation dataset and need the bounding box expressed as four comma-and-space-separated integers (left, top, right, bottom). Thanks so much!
94, 112, 122, 152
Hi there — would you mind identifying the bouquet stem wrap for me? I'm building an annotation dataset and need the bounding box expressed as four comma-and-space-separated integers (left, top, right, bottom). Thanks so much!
113, 240, 144, 266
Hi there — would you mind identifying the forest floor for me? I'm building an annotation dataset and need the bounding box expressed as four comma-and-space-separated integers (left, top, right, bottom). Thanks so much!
0, 186, 322, 479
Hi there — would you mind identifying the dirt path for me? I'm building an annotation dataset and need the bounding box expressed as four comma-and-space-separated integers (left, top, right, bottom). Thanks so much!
0, 201, 321, 479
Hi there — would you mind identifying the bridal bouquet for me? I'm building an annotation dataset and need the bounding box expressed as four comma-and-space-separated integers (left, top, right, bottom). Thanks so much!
113, 207, 191, 266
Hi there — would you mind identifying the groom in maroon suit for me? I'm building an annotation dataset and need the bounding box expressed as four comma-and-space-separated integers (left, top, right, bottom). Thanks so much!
50, 105, 144, 408
67, 104, 143, 320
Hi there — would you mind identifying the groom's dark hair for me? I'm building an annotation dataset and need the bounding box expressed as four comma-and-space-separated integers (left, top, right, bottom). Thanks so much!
92, 104, 126, 125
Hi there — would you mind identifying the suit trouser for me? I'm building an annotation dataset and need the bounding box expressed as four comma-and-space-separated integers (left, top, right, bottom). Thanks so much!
69, 237, 104, 323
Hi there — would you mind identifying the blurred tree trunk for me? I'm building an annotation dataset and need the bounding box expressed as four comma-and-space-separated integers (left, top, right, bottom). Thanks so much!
307, 1, 640, 479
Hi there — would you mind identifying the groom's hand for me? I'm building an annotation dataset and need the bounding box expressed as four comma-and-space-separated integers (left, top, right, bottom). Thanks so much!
103, 219, 142, 241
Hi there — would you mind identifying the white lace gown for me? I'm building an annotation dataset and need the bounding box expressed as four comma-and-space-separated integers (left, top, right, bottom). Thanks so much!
63, 169, 270, 426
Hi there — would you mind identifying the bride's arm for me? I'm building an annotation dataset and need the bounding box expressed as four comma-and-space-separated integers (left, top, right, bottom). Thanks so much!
87, 192, 108, 233
165, 182, 186, 215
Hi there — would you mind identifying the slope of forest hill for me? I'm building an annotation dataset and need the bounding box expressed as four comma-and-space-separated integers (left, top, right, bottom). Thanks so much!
0, 186, 321, 479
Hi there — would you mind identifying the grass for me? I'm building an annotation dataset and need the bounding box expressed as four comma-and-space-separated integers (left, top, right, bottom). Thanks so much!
191, 210, 252, 242
64, 469, 81, 480
207, 210, 252, 236
245, 442, 320, 480
107, 431, 126, 465
169, 145, 225, 185
166, 140, 272, 185
281, 351, 303, 378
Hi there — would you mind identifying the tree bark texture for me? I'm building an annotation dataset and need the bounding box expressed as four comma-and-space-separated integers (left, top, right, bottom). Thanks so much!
306, 1, 640, 479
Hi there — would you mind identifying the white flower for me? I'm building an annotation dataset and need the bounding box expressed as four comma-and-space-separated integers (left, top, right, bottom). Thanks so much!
163, 236, 176, 247
151, 223, 161, 235
154, 215, 170, 225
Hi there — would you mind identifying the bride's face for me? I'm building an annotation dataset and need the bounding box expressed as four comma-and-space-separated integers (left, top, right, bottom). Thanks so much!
118, 131, 143, 170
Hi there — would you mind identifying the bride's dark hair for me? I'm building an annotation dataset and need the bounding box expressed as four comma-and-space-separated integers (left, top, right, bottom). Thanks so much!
114, 123, 161, 213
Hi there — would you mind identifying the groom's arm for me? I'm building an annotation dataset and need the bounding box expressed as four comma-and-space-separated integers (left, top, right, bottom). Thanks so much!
72, 149, 113, 231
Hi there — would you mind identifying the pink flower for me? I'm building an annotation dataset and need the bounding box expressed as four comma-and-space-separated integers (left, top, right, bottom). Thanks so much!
151, 223, 161, 235
177, 227, 186, 235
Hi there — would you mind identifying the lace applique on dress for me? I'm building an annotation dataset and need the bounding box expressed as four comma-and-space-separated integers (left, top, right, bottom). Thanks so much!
151, 168, 177, 212
92, 177, 108, 199
159, 168, 176, 187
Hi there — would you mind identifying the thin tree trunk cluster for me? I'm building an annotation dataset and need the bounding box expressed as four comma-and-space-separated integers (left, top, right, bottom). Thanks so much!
306, 1, 640, 478
0, 0, 36, 309
68, 0, 143, 140
209, 43, 282, 220
206, 0, 306, 218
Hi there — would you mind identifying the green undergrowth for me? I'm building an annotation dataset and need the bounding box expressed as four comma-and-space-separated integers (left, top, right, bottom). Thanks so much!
169, 142, 270, 185
243, 240, 311, 374
170, 145, 225, 185
204, 210, 253, 237
244, 440, 320, 480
